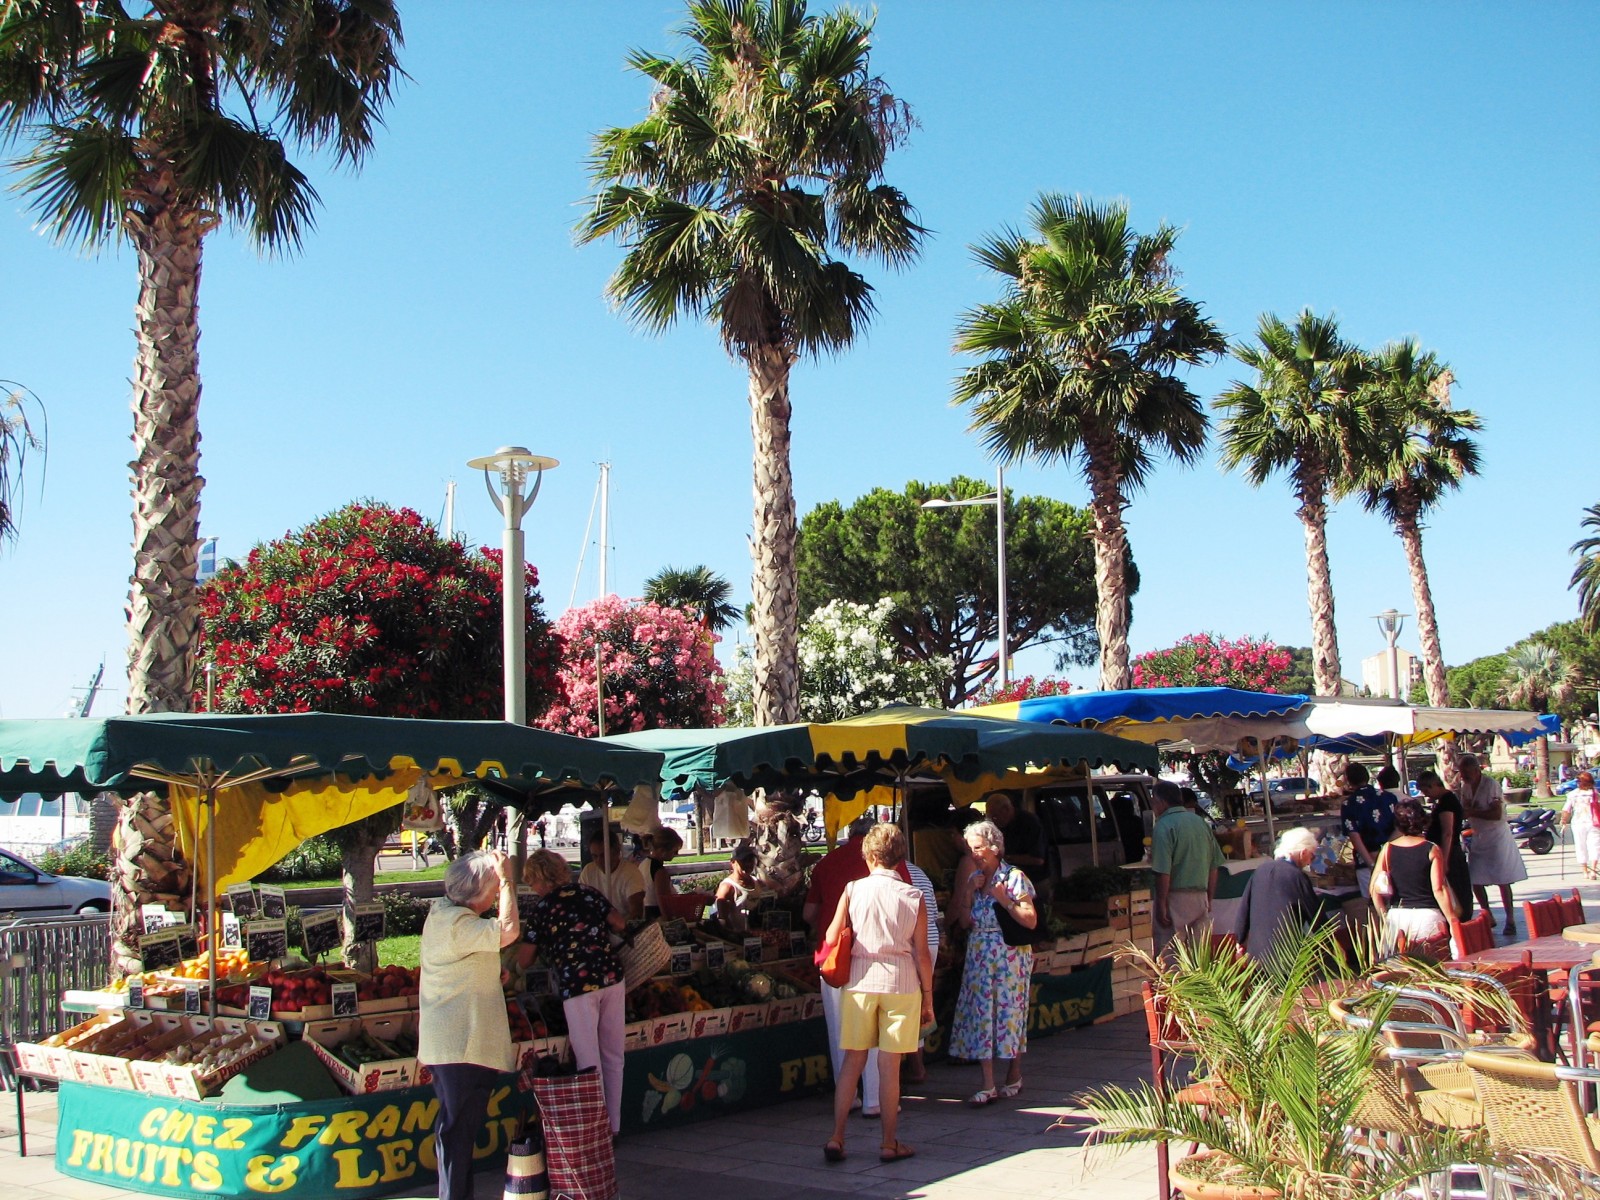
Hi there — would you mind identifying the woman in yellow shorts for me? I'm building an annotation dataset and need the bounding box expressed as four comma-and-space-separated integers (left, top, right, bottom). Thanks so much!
821, 823, 935, 1165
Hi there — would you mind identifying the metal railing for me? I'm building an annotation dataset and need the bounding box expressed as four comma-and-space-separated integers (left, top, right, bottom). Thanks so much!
0, 913, 111, 1048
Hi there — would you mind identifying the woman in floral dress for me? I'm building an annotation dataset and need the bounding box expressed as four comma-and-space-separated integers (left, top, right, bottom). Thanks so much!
948, 818, 1036, 1105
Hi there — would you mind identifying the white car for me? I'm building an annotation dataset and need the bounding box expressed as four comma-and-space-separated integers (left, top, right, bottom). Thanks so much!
0, 846, 112, 916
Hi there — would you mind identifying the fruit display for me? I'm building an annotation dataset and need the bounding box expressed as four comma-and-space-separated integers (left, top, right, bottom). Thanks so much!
335, 1028, 417, 1071
165, 948, 253, 980
357, 964, 419, 1003
505, 998, 550, 1042
214, 966, 335, 1011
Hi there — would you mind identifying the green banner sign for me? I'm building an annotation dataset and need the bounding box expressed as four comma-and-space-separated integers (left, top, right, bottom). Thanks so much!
56, 1078, 535, 1200
621, 1016, 830, 1135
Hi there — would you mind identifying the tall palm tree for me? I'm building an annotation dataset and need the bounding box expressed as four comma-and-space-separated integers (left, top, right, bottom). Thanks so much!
1347, 342, 1481, 706
1571, 503, 1600, 632
1215, 311, 1372, 697
1501, 643, 1574, 797
578, 0, 923, 725
645, 564, 741, 632
1, 0, 402, 974
953, 194, 1225, 690
0, 380, 45, 547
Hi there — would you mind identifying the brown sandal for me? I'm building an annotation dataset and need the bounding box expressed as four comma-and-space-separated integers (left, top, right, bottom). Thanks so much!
823, 1139, 846, 1163
880, 1141, 916, 1163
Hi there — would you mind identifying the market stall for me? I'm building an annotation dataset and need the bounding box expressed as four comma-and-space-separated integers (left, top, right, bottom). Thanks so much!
0, 713, 664, 1198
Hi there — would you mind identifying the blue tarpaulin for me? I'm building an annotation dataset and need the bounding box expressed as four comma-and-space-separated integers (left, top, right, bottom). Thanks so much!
1500, 713, 1562, 749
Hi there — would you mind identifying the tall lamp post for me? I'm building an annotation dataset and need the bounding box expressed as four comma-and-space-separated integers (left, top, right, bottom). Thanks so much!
921, 467, 1009, 689
1374, 608, 1409, 702
468, 446, 558, 723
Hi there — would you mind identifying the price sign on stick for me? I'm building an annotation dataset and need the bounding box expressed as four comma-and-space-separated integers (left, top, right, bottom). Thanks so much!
221, 912, 242, 949
669, 946, 693, 975
248, 985, 273, 1022
331, 983, 358, 1018
761, 909, 792, 932
138, 930, 182, 973
300, 910, 342, 960
244, 919, 288, 963
788, 931, 807, 958
743, 936, 763, 962
257, 885, 287, 920
127, 979, 144, 1010
140, 904, 176, 934
226, 883, 258, 919
169, 924, 199, 961
184, 984, 202, 1015
704, 942, 726, 970
349, 902, 386, 945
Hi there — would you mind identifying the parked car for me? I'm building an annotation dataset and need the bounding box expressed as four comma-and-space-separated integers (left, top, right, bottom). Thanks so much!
0, 845, 111, 916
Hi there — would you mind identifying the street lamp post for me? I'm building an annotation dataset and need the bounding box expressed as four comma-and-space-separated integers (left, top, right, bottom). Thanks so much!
1374, 608, 1409, 701
468, 446, 559, 723
921, 467, 1008, 688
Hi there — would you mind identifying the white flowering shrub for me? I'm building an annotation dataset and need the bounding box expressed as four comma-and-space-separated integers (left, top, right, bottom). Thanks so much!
723, 598, 948, 724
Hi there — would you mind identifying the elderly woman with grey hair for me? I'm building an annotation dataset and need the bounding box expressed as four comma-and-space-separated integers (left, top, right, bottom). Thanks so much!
418, 849, 520, 1200
1230, 827, 1324, 962
948, 817, 1036, 1106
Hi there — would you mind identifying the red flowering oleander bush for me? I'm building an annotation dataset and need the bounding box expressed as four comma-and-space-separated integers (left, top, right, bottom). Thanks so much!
536, 595, 725, 736
197, 503, 559, 718
969, 674, 1073, 706
1133, 633, 1293, 692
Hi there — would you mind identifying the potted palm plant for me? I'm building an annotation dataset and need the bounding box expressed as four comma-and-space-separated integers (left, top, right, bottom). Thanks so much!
1077, 922, 1495, 1200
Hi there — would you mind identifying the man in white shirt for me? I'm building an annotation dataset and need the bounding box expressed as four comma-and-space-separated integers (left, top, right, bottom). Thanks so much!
577, 828, 646, 920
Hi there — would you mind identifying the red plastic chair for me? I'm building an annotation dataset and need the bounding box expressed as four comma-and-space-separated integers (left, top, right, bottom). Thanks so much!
1451, 910, 1497, 957
1557, 888, 1586, 929
1523, 895, 1567, 939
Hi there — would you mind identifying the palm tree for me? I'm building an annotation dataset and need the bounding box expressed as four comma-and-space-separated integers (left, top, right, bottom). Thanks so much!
0, 380, 45, 547
1215, 311, 1372, 697
645, 564, 740, 632
1571, 503, 1600, 632
1, 0, 402, 974
953, 194, 1225, 690
1501, 643, 1574, 797
1347, 342, 1481, 706
578, 0, 923, 725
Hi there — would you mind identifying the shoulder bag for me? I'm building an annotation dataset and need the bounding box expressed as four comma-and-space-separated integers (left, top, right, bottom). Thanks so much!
990, 868, 1036, 948
814, 881, 855, 988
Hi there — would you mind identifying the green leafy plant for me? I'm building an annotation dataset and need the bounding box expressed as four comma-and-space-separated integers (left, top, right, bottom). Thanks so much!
1055, 865, 1144, 903
257, 833, 344, 883
35, 842, 110, 881
379, 890, 430, 938
1078, 922, 1497, 1199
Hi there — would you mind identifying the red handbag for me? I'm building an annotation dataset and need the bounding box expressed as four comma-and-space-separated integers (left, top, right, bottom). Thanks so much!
814, 882, 854, 988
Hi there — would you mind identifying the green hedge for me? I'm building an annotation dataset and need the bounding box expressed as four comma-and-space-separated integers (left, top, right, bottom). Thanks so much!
35, 843, 111, 881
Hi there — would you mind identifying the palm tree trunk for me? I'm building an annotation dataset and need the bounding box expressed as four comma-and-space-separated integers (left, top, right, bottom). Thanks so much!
1395, 509, 1450, 706
1083, 434, 1132, 691
1534, 736, 1552, 798
111, 175, 210, 977
1294, 463, 1342, 696
746, 345, 800, 724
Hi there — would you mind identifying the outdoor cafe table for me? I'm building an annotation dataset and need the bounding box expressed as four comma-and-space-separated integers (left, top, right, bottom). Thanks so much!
1451, 935, 1600, 1060
1562, 922, 1600, 944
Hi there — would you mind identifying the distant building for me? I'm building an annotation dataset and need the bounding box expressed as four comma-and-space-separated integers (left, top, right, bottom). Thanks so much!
1361, 648, 1423, 699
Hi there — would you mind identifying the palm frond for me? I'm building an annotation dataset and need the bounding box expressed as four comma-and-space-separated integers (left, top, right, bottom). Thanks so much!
1570, 503, 1600, 632
15, 116, 138, 246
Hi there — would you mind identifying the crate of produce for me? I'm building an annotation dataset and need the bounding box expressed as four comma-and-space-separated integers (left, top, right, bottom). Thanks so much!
649, 1013, 693, 1046
162, 1018, 286, 1101
66, 1010, 163, 1088
766, 997, 803, 1026
623, 1020, 653, 1052
689, 1007, 731, 1039
15, 1011, 132, 1080
727, 1003, 769, 1033
125, 1013, 197, 1093
304, 1014, 419, 1095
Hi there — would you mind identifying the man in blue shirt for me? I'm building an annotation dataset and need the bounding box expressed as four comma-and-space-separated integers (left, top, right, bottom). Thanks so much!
1339, 763, 1394, 891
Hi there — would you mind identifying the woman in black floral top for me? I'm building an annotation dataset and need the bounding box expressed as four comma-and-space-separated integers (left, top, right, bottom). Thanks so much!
521, 849, 628, 1133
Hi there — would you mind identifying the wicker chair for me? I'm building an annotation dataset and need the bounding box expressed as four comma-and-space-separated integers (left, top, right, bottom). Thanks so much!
1463, 1049, 1600, 1197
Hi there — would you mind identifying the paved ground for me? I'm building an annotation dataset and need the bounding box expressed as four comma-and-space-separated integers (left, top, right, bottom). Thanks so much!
3, 842, 1594, 1200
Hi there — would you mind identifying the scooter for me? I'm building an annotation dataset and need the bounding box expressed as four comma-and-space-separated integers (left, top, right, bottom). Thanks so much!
1510, 806, 1559, 855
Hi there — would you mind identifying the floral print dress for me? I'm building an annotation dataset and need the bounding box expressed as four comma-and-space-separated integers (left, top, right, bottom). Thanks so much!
949, 862, 1033, 1061
524, 883, 623, 1000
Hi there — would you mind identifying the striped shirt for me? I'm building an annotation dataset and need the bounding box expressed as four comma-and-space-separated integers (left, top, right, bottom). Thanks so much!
845, 869, 924, 995
904, 861, 942, 959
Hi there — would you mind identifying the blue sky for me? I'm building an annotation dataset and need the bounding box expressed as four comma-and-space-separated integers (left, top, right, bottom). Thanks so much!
2, 1, 1597, 719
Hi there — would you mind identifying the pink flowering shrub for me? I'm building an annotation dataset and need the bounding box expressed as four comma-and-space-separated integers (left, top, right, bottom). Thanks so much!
969, 674, 1073, 707
537, 596, 726, 736
1132, 633, 1293, 692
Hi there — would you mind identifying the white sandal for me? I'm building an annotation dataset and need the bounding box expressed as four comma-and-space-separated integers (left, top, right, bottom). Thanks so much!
997, 1081, 1023, 1099
967, 1087, 999, 1107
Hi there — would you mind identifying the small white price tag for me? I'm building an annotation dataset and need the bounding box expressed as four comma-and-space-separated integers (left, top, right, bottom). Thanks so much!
669, 946, 692, 975
248, 985, 273, 1021
743, 937, 762, 961
704, 942, 725, 970
127, 979, 144, 1010
184, 984, 202, 1014
331, 982, 358, 1017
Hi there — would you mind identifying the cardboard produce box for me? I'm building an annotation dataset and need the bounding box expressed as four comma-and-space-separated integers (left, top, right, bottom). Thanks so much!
623, 1020, 653, 1052
162, 1018, 286, 1101
304, 1013, 419, 1095
648, 1012, 692, 1047
15, 1011, 134, 1080
727, 1003, 769, 1033
689, 1007, 731, 1039
66, 1010, 163, 1089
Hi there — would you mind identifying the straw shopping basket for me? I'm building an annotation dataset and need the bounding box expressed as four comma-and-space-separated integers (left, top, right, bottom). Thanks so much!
616, 922, 672, 991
